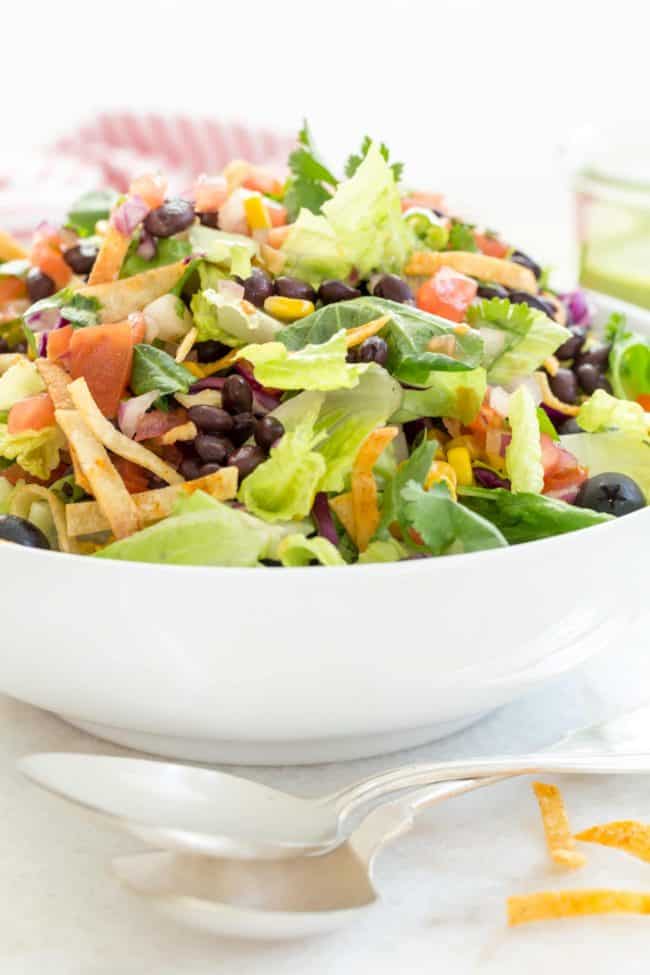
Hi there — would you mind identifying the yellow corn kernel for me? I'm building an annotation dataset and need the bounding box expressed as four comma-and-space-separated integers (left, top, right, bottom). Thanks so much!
264, 296, 315, 322
446, 446, 473, 486
243, 193, 272, 231
425, 461, 457, 499
486, 452, 505, 472
445, 435, 479, 459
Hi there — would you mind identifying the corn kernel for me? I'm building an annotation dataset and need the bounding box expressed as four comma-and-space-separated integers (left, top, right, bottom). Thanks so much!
264, 296, 315, 322
243, 193, 272, 231
425, 461, 457, 499
445, 435, 479, 459
446, 446, 473, 486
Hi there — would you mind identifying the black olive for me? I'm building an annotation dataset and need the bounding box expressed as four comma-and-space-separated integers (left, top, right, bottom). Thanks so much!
574, 473, 646, 517
0, 515, 50, 549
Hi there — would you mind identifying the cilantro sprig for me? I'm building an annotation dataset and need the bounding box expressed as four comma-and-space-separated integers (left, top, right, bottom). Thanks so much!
344, 135, 404, 182
283, 121, 338, 220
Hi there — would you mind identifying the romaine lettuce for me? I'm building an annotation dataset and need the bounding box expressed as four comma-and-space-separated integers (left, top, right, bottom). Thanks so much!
0, 360, 45, 410
560, 431, 650, 501
277, 533, 345, 567
606, 313, 650, 402
576, 389, 648, 438
505, 385, 544, 493
391, 368, 487, 425
191, 289, 281, 347
281, 210, 351, 288
239, 330, 366, 391
0, 424, 65, 480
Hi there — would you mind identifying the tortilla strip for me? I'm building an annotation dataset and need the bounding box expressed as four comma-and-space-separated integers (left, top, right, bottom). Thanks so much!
329, 491, 356, 542
79, 261, 186, 324
532, 782, 586, 870
155, 421, 198, 446
0, 230, 28, 261
507, 890, 650, 926
575, 820, 650, 863
175, 326, 197, 363
87, 224, 131, 285
0, 354, 24, 375
36, 359, 74, 409
404, 250, 538, 293
66, 466, 238, 536
345, 316, 390, 349
9, 483, 76, 554
55, 410, 139, 539
68, 377, 183, 485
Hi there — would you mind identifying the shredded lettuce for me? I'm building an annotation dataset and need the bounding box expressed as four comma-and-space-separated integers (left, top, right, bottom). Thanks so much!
391, 368, 487, 425
191, 289, 281, 347
239, 330, 366, 391
0, 424, 65, 480
0, 476, 14, 513
277, 533, 345, 567
0, 360, 45, 410
606, 313, 650, 402
281, 210, 351, 288
467, 297, 569, 385
505, 385, 544, 494
560, 431, 650, 501
576, 389, 648, 438
357, 538, 410, 563
188, 225, 258, 272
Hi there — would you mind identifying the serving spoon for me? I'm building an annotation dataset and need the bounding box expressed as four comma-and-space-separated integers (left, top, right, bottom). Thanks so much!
19, 702, 650, 861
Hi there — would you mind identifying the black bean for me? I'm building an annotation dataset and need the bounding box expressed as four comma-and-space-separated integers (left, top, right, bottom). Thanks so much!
195, 434, 233, 464
179, 457, 202, 481
0, 339, 9, 354
195, 339, 230, 363
229, 444, 266, 481
549, 368, 579, 404
188, 405, 233, 435
346, 347, 359, 363
477, 283, 509, 300
13, 341, 27, 354
358, 335, 389, 366
274, 276, 316, 303
199, 462, 222, 477
560, 418, 582, 435
0, 514, 50, 549
318, 280, 362, 304
576, 344, 611, 370
508, 290, 556, 316
144, 198, 195, 238
372, 274, 414, 304
26, 268, 56, 302
555, 326, 586, 361
241, 268, 274, 308
64, 242, 98, 275
199, 211, 220, 228
230, 411, 256, 446
222, 374, 252, 414
510, 249, 542, 280
254, 416, 284, 450
576, 362, 611, 396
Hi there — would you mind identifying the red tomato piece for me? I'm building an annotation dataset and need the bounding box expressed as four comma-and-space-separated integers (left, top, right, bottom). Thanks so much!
242, 168, 284, 197
69, 321, 134, 418
112, 455, 150, 494
416, 267, 478, 322
265, 199, 288, 227
47, 324, 73, 363
636, 393, 650, 411
193, 174, 229, 213
474, 232, 509, 259
129, 172, 167, 210
128, 312, 147, 346
8, 393, 55, 434
401, 191, 446, 213
0, 278, 27, 303
267, 225, 291, 249
31, 239, 71, 290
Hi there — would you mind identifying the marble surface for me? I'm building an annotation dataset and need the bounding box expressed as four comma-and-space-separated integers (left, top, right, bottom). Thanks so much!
2, 620, 650, 974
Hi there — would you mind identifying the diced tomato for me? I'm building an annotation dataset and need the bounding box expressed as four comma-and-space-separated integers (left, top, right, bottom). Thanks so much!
128, 312, 147, 346
69, 321, 134, 419
242, 168, 284, 197
401, 191, 446, 213
416, 267, 478, 323
193, 174, 229, 213
112, 455, 149, 494
637, 393, 650, 411
0, 277, 27, 303
474, 232, 509, 259
8, 393, 55, 434
265, 199, 288, 227
544, 465, 588, 496
129, 172, 167, 210
268, 225, 291, 248
540, 434, 587, 494
1, 460, 68, 486
540, 433, 563, 475
31, 239, 71, 290
47, 324, 73, 363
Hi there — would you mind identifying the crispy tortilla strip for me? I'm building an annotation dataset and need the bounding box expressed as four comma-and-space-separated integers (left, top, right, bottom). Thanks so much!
36, 359, 74, 409
0, 230, 28, 261
175, 390, 222, 409
55, 410, 139, 539
68, 378, 183, 485
345, 316, 390, 349
543, 355, 560, 377
0, 353, 24, 375
329, 491, 356, 541
507, 890, 650, 926
184, 348, 239, 379
259, 243, 286, 275
575, 821, 650, 863
9, 483, 76, 554
155, 421, 198, 446
175, 326, 197, 363
66, 467, 238, 537
405, 250, 538, 293
87, 224, 131, 285
352, 427, 398, 553
79, 261, 186, 323
532, 782, 586, 870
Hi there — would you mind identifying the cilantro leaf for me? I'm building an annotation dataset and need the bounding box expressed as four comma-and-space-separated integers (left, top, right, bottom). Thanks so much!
604, 311, 629, 344
447, 221, 478, 252
344, 135, 404, 182
283, 120, 337, 220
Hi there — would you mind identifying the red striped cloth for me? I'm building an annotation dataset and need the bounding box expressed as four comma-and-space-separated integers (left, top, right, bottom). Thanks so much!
1, 112, 293, 240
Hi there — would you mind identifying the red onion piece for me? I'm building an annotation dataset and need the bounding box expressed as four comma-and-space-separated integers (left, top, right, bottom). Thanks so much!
37, 332, 48, 357
118, 390, 160, 440
473, 467, 511, 490
560, 289, 592, 327
189, 377, 226, 393
137, 228, 157, 260
217, 279, 245, 301
111, 194, 149, 236
25, 305, 63, 333
312, 492, 339, 546
135, 408, 187, 442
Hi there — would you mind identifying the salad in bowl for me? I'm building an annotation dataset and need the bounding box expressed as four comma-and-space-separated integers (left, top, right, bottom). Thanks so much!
0, 124, 648, 569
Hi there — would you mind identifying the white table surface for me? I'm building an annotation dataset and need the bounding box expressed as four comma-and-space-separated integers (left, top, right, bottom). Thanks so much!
2, 618, 650, 975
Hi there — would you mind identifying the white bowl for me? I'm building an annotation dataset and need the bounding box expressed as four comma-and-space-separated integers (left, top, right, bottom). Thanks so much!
1, 293, 648, 765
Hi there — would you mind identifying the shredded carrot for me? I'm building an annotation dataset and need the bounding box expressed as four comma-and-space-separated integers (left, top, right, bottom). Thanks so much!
532, 782, 586, 870
345, 315, 390, 349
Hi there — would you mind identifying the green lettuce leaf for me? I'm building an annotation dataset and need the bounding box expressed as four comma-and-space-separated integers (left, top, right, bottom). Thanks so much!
0, 476, 14, 513
357, 538, 410, 563
131, 344, 194, 396
120, 237, 192, 278
0, 360, 45, 410
277, 533, 344, 567
467, 297, 569, 385
576, 389, 648, 438
188, 225, 258, 272
281, 210, 351, 288
66, 188, 119, 237
606, 313, 650, 401
505, 385, 544, 493
391, 368, 487, 425
191, 288, 281, 347
400, 481, 507, 555
560, 431, 650, 501
377, 437, 437, 537
239, 330, 366, 391
447, 221, 478, 252
0, 424, 65, 479
459, 485, 611, 543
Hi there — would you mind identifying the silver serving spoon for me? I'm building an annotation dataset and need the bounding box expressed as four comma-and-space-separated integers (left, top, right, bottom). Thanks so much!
19, 702, 650, 860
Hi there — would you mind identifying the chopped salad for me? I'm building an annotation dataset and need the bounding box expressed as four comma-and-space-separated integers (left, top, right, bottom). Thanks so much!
0, 124, 648, 567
